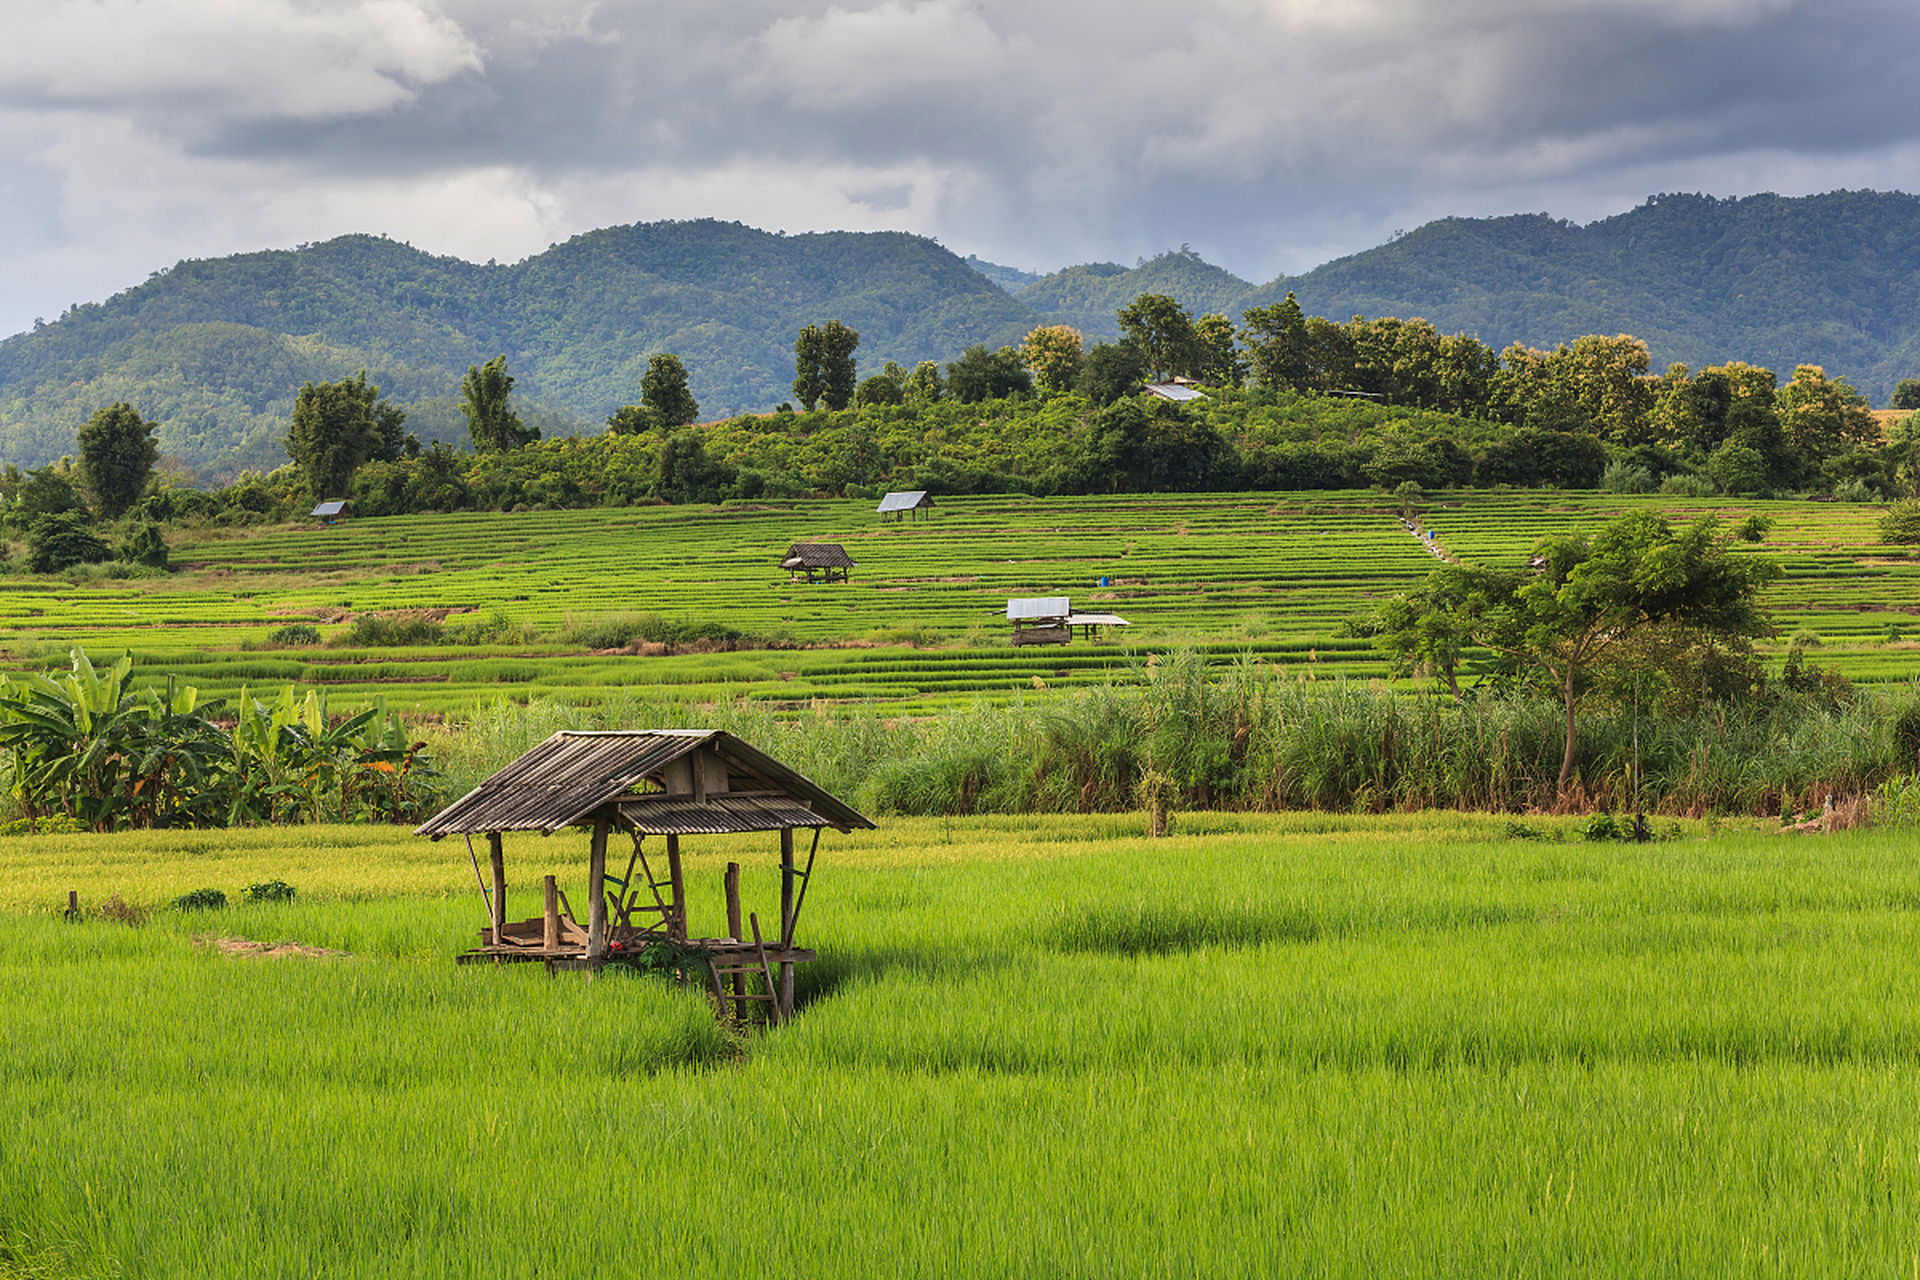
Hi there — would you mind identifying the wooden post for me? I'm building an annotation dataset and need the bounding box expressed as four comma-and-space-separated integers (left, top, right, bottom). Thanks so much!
666, 834, 686, 942
543, 875, 560, 952
587, 819, 609, 960
779, 827, 796, 1017
66, 890, 78, 921
487, 831, 506, 946
725, 862, 746, 1019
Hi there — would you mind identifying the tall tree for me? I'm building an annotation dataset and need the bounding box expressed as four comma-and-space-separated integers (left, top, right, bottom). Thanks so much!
1378, 511, 1776, 797
946, 345, 1033, 403
793, 321, 859, 412
1193, 314, 1245, 388
460, 356, 538, 452
1020, 325, 1085, 395
639, 353, 700, 427
76, 403, 160, 520
1116, 293, 1201, 383
1241, 293, 1310, 392
285, 373, 407, 498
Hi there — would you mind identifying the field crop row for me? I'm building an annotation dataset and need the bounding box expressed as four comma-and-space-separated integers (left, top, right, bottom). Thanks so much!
4, 491, 1918, 711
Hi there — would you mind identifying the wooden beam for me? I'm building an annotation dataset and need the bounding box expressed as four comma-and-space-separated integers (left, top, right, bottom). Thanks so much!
543, 876, 560, 952
666, 833, 686, 942
587, 819, 609, 959
725, 861, 746, 1021
488, 831, 506, 947
779, 827, 796, 1015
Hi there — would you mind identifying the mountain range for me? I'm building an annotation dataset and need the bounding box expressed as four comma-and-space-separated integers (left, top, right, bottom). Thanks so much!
4, 190, 1919, 481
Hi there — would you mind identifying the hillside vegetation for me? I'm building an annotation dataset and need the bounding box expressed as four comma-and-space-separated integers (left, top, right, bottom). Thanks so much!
6, 193, 1920, 480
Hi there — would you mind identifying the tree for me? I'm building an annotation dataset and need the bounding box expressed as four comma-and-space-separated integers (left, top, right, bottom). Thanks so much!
946, 345, 1032, 403
460, 356, 537, 452
27, 512, 112, 574
1378, 510, 1777, 797
1241, 293, 1310, 392
855, 375, 905, 408
793, 321, 859, 412
1077, 340, 1149, 407
1116, 294, 1201, 383
286, 373, 407, 497
1775, 364, 1876, 466
76, 403, 159, 520
1192, 314, 1245, 388
640, 353, 700, 428
1892, 379, 1920, 411
1021, 325, 1085, 395
905, 361, 945, 405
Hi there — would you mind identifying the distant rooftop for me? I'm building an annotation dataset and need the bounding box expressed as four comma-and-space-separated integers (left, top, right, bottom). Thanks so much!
877, 490, 932, 513
1143, 383, 1208, 403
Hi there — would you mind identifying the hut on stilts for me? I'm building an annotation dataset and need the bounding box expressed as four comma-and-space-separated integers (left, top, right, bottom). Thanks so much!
414, 729, 874, 1025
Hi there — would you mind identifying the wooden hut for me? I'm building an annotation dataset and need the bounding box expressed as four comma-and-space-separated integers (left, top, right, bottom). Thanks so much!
1007, 596, 1072, 646
415, 729, 874, 1023
877, 490, 934, 522
781, 542, 856, 584
310, 499, 349, 524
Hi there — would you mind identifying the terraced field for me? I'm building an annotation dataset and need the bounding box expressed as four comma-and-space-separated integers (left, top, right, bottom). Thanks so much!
4, 491, 1918, 712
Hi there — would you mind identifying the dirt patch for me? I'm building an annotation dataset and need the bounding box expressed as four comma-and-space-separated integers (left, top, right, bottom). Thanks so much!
196, 935, 351, 960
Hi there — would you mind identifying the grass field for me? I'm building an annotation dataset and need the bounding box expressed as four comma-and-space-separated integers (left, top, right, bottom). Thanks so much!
6, 490, 1920, 714
3, 814, 1918, 1277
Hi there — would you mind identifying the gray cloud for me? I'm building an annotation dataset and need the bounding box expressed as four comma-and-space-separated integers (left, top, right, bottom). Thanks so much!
3, 0, 1920, 335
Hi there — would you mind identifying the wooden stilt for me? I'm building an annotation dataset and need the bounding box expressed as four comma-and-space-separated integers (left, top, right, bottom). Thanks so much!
487, 831, 506, 946
749, 913, 783, 1028
587, 819, 609, 959
779, 827, 796, 1014
543, 875, 560, 952
666, 834, 686, 942
724, 861, 746, 1020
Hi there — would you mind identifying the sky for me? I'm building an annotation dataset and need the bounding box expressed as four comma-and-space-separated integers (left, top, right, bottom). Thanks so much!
3, 0, 1920, 338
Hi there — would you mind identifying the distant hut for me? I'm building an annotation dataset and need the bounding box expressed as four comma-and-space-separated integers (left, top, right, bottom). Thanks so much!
877, 490, 934, 522
1066, 609, 1129, 642
781, 542, 856, 584
1007, 596, 1072, 646
1142, 384, 1208, 404
415, 729, 875, 1024
311, 499, 349, 524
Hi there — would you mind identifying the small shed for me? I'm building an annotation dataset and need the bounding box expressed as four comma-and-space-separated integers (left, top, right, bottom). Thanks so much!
781, 542, 856, 584
415, 729, 875, 1023
1008, 596, 1072, 646
1066, 610, 1129, 642
1143, 383, 1208, 404
311, 499, 349, 523
877, 490, 934, 521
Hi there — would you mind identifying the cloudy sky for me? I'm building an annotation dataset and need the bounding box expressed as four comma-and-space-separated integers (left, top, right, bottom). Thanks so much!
3, 0, 1918, 337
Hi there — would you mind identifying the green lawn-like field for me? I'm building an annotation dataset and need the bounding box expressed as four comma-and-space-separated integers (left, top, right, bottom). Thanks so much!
3, 814, 1917, 1277
6, 491, 1920, 712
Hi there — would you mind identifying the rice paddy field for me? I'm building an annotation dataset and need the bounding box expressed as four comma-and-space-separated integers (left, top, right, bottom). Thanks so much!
6, 490, 1920, 714
3, 812, 1918, 1277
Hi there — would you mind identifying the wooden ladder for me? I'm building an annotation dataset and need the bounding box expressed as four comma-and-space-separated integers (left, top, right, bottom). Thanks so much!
704, 914, 784, 1028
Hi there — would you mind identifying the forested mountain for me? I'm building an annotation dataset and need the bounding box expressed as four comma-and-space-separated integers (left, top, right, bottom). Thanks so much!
1014, 191, 1920, 404
8, 191, 1920, 482
0, 222, 1040, 479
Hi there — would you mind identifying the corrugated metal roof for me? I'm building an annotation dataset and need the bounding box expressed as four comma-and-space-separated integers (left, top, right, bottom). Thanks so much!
415, 729, 873, 838
783, 542, 856, 568
1007, 596, 1071, 620
1067, 613, 1129, 626
311, 500, 348, 517
1143, 383, 1208, 402
876, 490, 931, 513
613, 794, 837, 835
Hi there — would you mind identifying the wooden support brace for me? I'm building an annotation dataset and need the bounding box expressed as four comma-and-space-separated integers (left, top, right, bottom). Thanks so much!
488, 831, 506, 946
666, 834, 686, 942
543, 875, 560, 952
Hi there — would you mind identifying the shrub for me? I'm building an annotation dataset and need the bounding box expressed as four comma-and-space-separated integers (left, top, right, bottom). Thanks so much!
332, 614, 446, 647
1832, 477, 1880, 503
119, 521, 170, 569
1601, 461, 1657, 494
267, 623, 323, 647
171, 888, 228, 912
242, 879, 296, 904
98, 894, 147, 926
27, 512, 112, 573
1660, 472, 1717, 497
1879, 499, 1920, 545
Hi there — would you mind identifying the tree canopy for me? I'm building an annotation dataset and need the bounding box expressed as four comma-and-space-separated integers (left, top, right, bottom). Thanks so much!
76, 402, 159, 520
285, 373, 407, 498
460, 356, 537, 453
1378, 510, 1778, 796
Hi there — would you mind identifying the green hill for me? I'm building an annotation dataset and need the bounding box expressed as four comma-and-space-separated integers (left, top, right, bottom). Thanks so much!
0, 222, 1041, 480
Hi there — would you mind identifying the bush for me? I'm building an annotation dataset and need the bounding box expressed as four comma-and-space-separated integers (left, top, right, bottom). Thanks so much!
1879, 499, 1920, 545
119, 521, 170, 569
332, 614, 447, 647
1660, 472, 1717, 497
171, 887, 228, 912
27, 512, 112, 573
1832, 477, 1880, 503
242, 879, 296, 904
267, 623, 323, 647
1601, 461, 1657, 494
